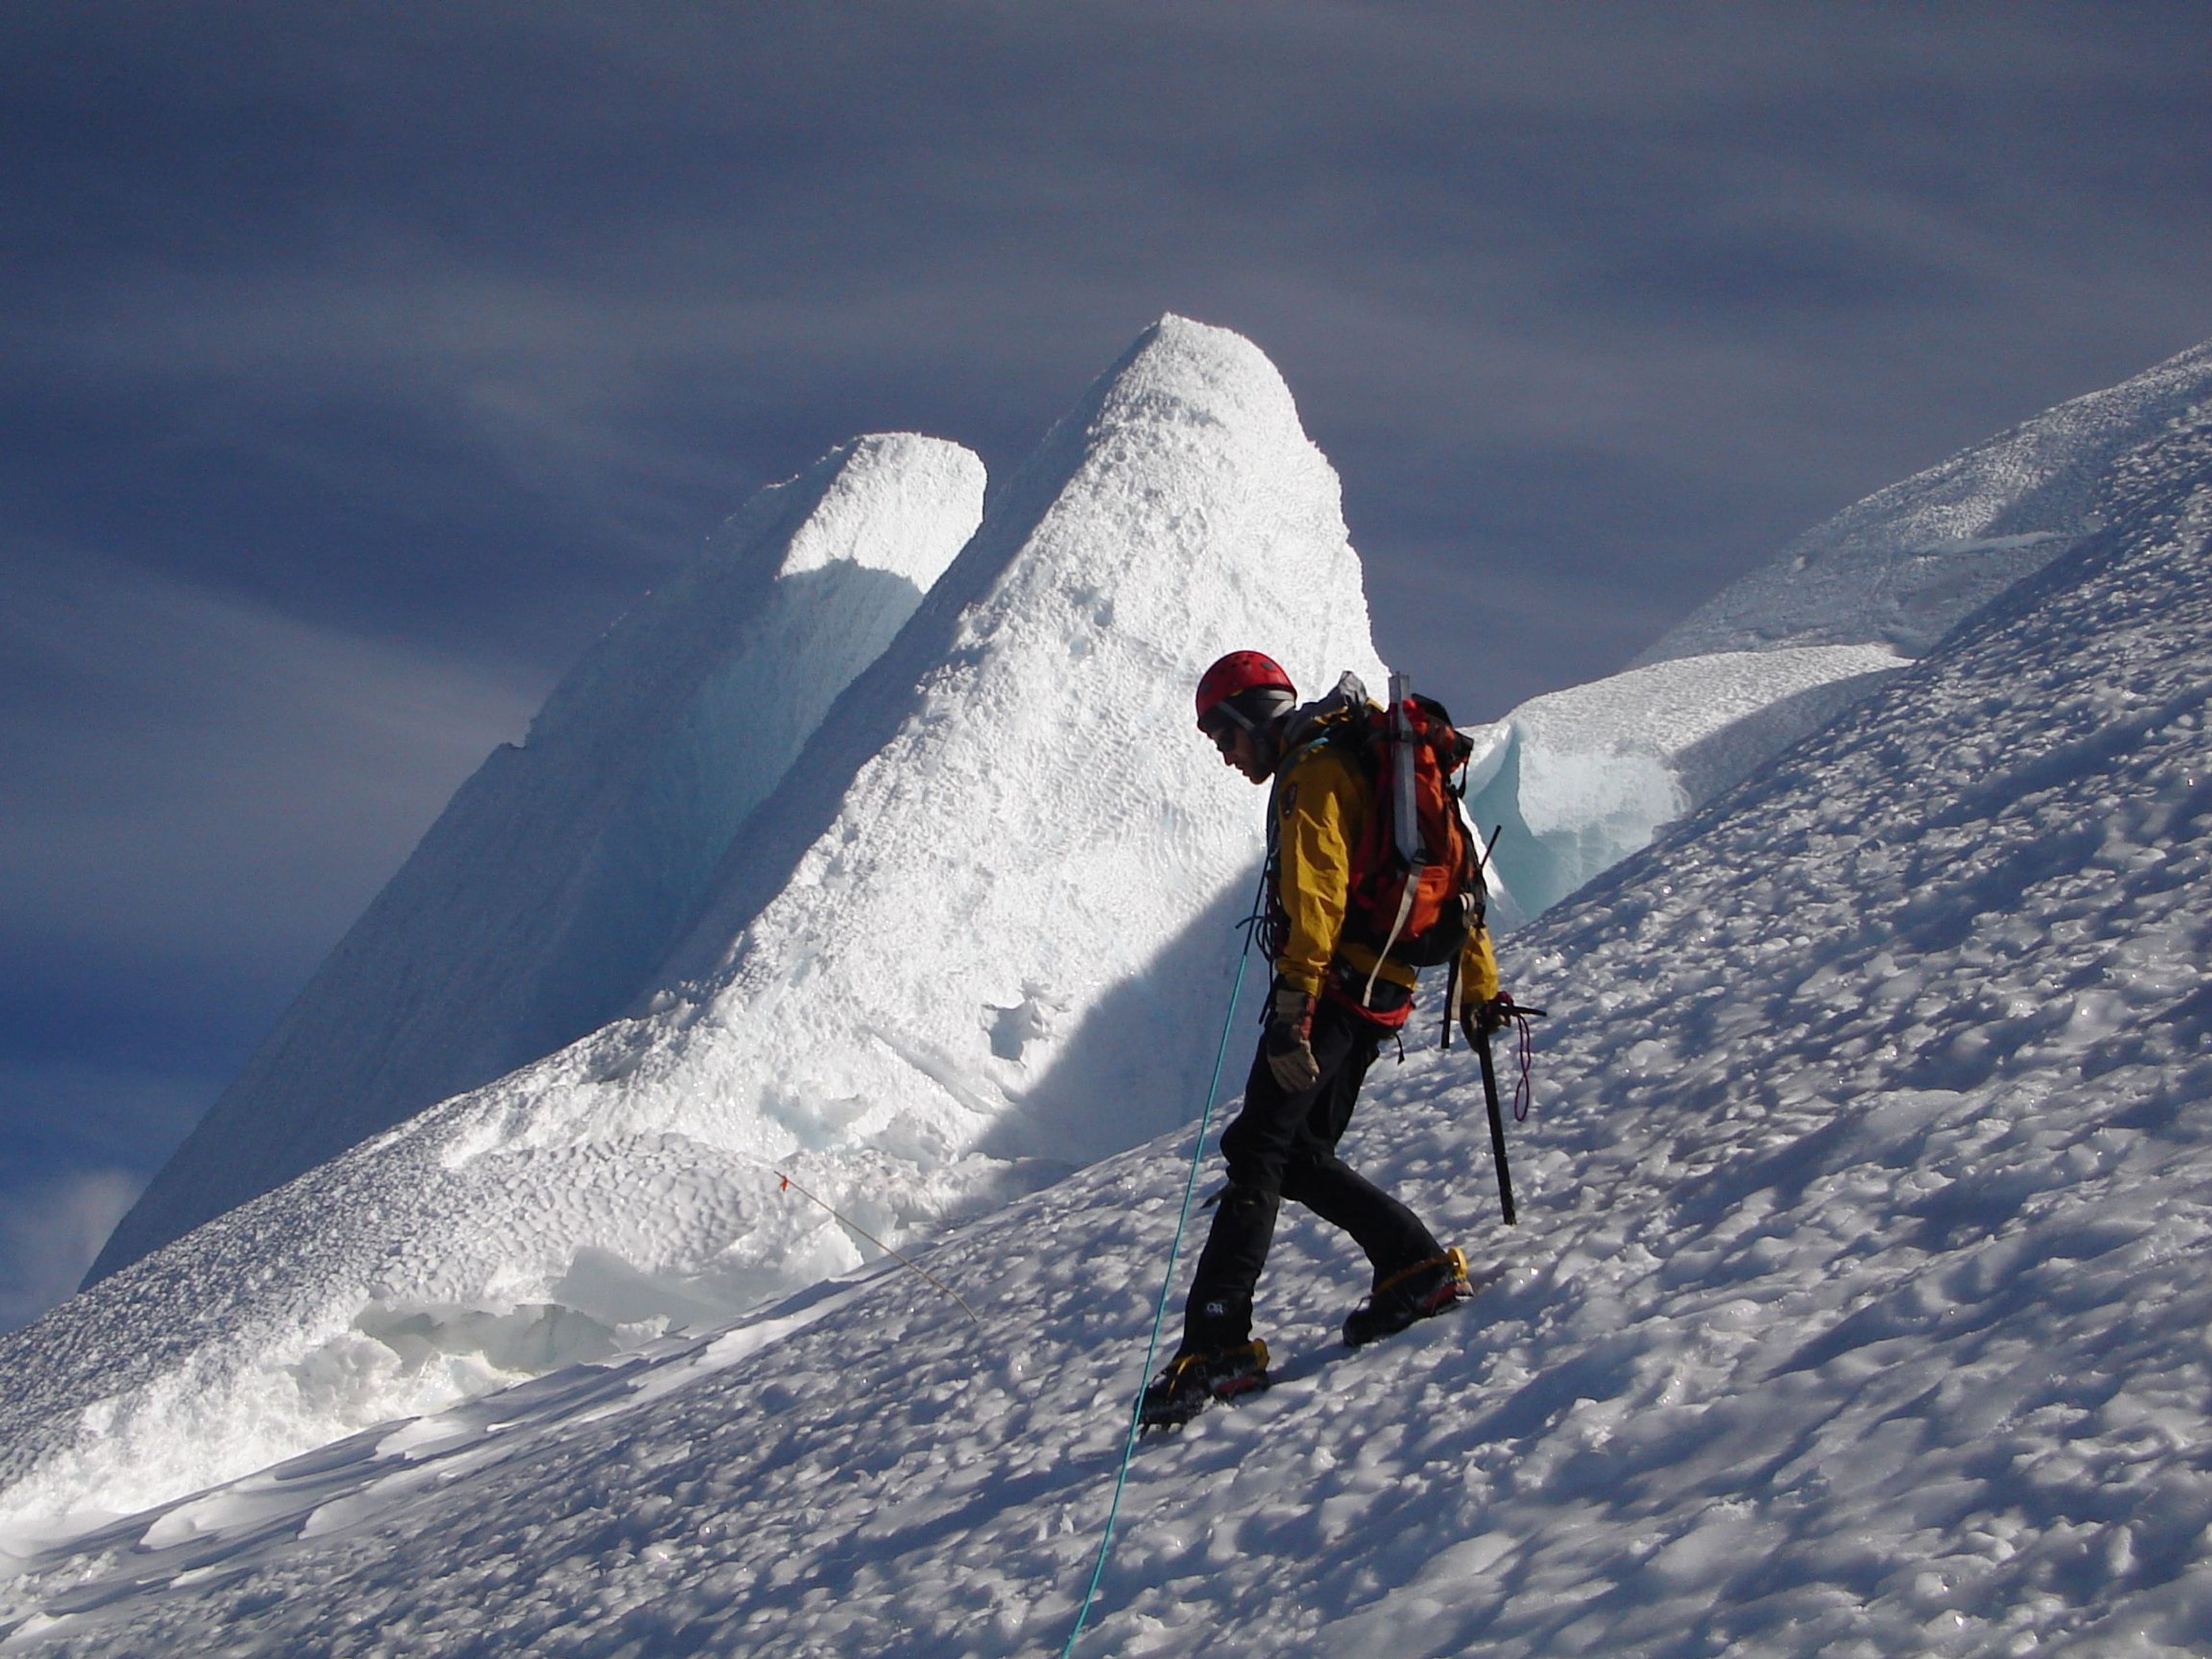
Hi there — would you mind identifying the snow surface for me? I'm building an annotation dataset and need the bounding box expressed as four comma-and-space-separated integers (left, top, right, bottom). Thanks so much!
92, 433, 986, 1281
1636, 336, 2212, 663
0, 316, 1386, 1535
3, 344, 2208, 1657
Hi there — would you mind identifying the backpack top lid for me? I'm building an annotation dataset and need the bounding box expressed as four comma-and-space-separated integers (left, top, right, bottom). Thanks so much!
1276, 670, 1372, 752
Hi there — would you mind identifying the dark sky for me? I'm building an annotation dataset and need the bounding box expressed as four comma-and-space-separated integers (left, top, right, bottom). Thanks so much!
3, 1, 2207, 1327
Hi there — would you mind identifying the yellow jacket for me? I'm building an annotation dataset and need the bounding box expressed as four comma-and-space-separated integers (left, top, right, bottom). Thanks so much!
1270, 736, 1499, 1013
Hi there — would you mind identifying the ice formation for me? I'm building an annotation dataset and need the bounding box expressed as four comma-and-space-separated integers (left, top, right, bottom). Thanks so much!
0, 315, 1384, 1529
92, 434, 986, 1280
5, 348, 2209, 1658
1465, 643, 1906, 925
1462, 339, 2212, 919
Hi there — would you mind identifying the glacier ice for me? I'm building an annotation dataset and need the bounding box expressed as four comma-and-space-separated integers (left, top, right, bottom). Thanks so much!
17, 311, 2203, 1561
7, 340, 2212, 1659
0, 315, 1384, 1529
91, 433, 985, 1281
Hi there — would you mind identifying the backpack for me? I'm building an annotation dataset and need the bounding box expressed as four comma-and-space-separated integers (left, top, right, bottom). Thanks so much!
1263, 672, 1485, 995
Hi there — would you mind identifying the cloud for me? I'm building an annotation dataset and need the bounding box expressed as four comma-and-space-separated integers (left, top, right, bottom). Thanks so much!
4, 4, 2206, 741
0, 1169, 141, 1335
0, 542, 542, 982
8, 4, 2203, 718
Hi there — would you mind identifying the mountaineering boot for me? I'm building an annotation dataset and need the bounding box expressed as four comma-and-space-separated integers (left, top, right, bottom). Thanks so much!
1343, 1247, 1473, 1348
1138, 1339, 1271, 1429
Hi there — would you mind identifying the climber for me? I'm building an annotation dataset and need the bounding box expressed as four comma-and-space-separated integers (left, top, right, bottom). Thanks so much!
1141, 650, 1511, 1427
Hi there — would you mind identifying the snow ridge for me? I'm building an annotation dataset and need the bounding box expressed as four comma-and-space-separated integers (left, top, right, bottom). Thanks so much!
92, 434, 984, 1281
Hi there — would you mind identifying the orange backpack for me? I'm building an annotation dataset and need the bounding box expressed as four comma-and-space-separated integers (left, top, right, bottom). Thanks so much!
1263, 673, 1485, 995
1339, 676, 1482, 972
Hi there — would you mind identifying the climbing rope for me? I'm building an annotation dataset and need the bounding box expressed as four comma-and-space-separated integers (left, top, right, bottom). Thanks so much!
1058, 881, 1263, 1656
770, 1168, 983, 1327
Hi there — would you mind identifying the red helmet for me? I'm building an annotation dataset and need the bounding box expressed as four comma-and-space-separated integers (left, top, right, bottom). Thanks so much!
1195, 650, 1296, 730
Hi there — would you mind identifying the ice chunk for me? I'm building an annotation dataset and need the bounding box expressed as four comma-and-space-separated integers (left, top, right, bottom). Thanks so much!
1469, 645, 1906, 923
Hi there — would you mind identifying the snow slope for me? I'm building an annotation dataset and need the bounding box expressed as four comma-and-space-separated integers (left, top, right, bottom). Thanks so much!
5, 344, 2207, 1657
1636, 336, 2212, 663
0, 316, 1385, 1533
92, 434, 985, 1281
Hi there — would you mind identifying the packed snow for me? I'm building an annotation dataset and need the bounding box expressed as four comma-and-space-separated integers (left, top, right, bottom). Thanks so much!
2, 342, 2207, 1657
0, 316, 1385, 1534
93, 433, 986, 1281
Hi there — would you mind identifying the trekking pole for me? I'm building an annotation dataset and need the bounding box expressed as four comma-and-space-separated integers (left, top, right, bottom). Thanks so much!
1059, 867, 1266, 1658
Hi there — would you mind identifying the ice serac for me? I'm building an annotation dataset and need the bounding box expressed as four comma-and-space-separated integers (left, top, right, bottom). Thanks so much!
1465, 644, 1907, 925
626, 312, 1386, 1175
89, 434, 986, 1282
0, 315, 1384, 1528
1464, 336, 2212, 922
1635, 335, 2212, 664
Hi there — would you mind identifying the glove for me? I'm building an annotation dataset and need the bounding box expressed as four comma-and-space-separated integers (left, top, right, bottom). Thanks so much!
1459, 993, 1512, 1048
1264, 984, 1321, 1092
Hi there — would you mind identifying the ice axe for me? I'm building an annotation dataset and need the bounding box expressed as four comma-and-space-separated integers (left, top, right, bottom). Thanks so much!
1476, 1018, 1519, 1225
1445, 824, 1544, 1224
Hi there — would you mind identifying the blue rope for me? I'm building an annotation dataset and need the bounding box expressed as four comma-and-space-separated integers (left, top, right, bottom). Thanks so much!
1058, 897, 1260, 1657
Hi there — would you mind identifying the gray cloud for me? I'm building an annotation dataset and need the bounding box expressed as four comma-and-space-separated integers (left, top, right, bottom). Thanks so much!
12, 7, 2202, 704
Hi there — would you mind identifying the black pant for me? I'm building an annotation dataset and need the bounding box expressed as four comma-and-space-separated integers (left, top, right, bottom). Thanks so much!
1180, 994, 1442, 1352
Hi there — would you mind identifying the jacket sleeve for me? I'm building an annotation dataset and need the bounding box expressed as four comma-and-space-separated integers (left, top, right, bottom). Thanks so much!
1271, 751, 1361, 999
